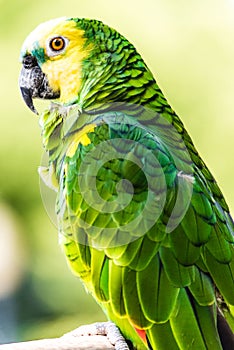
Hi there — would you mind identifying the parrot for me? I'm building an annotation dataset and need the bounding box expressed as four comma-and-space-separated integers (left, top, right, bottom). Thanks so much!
19, 17, 234, 350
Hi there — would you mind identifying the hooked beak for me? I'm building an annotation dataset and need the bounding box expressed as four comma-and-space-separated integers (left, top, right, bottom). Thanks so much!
19, 55, 59, 115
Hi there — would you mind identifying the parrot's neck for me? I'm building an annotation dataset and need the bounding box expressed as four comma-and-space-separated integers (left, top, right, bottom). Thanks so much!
77, 51, 159, 111
74, 51, 177, 128
67, 18, 178, 121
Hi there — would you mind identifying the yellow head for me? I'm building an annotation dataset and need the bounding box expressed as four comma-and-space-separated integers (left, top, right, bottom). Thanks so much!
19, 17, 147, 114
20, 17, 93, 105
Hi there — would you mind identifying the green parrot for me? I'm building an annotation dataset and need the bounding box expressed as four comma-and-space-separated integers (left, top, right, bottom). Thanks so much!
19, 17, 234, 350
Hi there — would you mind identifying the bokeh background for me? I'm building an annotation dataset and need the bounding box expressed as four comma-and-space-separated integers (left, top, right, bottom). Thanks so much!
0, 0, 233, 344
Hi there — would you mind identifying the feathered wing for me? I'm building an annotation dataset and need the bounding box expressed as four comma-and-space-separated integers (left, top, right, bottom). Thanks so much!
42, 104, 234, 350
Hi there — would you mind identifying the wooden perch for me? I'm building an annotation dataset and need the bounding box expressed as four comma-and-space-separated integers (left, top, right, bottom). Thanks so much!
0, 322, 131, 350
0, 334, 115, 350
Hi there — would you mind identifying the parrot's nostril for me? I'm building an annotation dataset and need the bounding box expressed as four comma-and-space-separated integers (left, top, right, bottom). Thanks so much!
22, 55, 38, 69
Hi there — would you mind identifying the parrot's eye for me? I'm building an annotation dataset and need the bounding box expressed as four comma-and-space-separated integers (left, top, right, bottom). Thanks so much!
50, 37, 65, 51
46, 36, 69, 57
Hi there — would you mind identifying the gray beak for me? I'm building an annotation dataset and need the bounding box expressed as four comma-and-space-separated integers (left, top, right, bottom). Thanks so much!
19, 55, 59, 114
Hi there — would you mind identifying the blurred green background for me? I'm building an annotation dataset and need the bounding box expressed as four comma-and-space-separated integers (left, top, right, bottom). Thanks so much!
0, 0, 233, 343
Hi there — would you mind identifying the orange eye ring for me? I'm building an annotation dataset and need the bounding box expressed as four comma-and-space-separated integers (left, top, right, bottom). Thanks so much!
49, 37, 65, 51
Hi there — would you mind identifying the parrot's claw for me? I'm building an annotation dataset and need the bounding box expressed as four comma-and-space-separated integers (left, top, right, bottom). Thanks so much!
62, 321, 131, 350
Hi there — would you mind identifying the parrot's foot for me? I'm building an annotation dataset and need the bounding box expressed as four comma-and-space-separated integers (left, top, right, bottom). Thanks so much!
63, 321, 131, 350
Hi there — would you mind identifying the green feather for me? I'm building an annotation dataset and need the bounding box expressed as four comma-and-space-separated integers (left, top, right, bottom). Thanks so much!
188, 267, 215, 306
137, 254, 180, 323
91, 250, 109, 301
170, 289, 222, 350
202, 247, 234, 305
122, 267, 151, 328
147, 322, 180, 350
205, 223, 232, 263
108, 262, 126, 318
169, 225, 201, 265
160, 247, 195, 287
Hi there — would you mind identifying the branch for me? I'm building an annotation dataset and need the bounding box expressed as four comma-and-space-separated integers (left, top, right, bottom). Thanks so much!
0, 322, 130, 350
0, 334, 115, 350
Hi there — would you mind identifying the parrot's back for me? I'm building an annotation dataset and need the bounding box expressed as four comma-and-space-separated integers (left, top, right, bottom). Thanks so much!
39, 101, 234, 350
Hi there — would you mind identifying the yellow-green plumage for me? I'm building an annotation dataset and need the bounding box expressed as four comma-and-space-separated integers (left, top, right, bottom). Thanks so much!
19, 17, 234, 349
